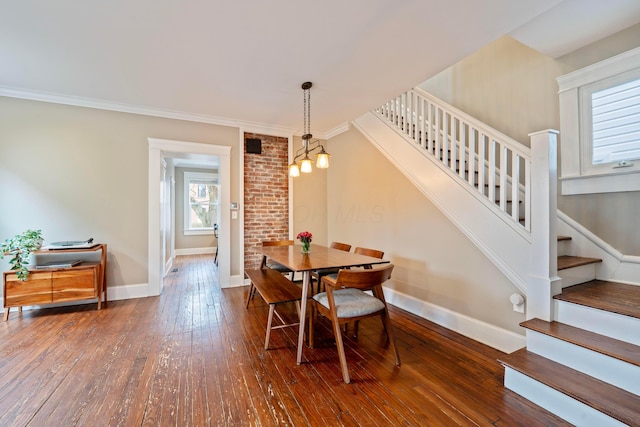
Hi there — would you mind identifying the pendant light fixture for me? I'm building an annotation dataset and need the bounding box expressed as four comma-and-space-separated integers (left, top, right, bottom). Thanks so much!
289, 82, 330, 177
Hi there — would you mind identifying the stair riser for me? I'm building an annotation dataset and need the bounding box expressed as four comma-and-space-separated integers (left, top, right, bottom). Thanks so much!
554, 300, 640, 346
526, 330, 640, 394
504, 368, 627, 427
558, 264, 597, 287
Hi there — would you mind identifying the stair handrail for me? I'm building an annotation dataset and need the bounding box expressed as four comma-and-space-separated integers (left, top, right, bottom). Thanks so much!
375, 87, 532, 233
373, 88, 565, 319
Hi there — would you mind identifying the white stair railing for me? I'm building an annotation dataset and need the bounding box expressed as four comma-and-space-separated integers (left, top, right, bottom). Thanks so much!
376, 88, 532, 233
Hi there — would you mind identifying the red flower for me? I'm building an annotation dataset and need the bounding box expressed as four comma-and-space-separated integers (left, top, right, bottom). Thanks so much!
296, 231, 312, 243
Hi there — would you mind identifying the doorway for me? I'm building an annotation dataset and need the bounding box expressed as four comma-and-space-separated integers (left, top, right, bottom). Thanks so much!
148, 138, 231, 296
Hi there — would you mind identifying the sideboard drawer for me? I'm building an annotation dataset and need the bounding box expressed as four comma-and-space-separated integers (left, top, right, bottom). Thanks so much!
52, 266, 98, 302
4, 272, 52, 306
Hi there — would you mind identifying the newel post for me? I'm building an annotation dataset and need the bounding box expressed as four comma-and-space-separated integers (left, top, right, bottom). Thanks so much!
527, 130, 562, 321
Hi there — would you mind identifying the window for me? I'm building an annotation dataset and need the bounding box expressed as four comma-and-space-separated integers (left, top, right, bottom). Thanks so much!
184, 171, 219, 235
590, 77, 640, 165
558, 47, 640, 194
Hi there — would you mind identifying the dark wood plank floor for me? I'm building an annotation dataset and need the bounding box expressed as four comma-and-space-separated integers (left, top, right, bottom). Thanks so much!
0, 255, 570, 426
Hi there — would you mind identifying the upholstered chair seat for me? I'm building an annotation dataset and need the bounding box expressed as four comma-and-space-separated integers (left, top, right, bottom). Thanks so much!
313, 288, 385, 318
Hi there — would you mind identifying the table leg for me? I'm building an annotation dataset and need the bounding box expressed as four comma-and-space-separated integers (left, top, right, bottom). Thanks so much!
297, 271, 310, 365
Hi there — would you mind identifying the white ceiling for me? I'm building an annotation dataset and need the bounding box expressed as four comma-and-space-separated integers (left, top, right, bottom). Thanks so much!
1, 0, 639, 137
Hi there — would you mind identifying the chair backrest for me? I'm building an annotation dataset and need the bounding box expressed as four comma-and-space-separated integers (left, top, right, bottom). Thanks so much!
353, 246, 384, 259
259, 239, 294, 269
332, 264, 394, 291
262, 239, 294, 247
330, 241, 352, 252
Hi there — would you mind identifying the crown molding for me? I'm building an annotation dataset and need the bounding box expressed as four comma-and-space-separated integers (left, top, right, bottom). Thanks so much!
324, 122, 350, 139
0, 85, 297, 138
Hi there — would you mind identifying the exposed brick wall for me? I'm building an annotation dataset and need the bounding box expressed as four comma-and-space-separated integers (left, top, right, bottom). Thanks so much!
244, 132, 289, 269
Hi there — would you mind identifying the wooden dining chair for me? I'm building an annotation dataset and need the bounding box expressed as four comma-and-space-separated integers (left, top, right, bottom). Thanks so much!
247, 240, 294, 307
259, 239, 294, 273
310, 264, 400, 383
353, 247, 384, 269
311, 241, 352, 293
330, 242, 352, 252
339, 247, 385, 333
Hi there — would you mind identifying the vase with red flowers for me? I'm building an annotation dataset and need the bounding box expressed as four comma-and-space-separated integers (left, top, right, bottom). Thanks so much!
296, 231, 312, 253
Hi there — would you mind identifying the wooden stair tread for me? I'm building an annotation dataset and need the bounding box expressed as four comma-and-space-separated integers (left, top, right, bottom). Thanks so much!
521, 318, 640, 367
499, 349, 640, 425
557, 235, 571, 241
557, 255, 602, 270
555, 280, 640, 320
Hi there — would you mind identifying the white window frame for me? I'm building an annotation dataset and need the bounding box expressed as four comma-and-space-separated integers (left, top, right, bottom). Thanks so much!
557, 47, 640, 195
183, 171, 219, 236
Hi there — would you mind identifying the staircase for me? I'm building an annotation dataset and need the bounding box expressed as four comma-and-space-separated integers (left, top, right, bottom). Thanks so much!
500, 235, 640, 426
353, 87, 640, 425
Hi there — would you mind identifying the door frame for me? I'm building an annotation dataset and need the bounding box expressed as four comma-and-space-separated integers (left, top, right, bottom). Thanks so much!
148, 138, 231, 296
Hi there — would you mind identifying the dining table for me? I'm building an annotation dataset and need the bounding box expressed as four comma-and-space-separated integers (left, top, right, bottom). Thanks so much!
256, 243, 390, 364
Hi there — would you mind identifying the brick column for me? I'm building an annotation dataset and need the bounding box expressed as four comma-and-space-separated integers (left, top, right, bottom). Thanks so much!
244, 133, 289, 269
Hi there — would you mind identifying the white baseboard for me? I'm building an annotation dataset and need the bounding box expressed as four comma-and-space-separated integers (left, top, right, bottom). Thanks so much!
222, 274, 248, 289
164, 257, 173, 277
175, 247, 215, 256
108, 283, 150, 301
384, 287, 526, 353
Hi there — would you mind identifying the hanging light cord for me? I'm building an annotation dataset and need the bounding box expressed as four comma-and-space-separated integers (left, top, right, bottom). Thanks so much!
304, 84, 310, 140
302, 81, 312, 147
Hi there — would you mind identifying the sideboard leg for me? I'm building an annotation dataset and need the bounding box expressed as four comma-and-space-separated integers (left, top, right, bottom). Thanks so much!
3, 307, 9, 321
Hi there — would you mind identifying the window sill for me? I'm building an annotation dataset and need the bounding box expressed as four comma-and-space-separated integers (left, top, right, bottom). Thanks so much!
183, 229, 215, 236
560, 169, 640, 195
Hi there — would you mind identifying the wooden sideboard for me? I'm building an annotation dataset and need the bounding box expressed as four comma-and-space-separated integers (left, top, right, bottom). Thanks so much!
3, 243, 107, 321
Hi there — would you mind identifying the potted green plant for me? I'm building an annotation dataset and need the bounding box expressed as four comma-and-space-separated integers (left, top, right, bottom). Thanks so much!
0, 229, 44, 281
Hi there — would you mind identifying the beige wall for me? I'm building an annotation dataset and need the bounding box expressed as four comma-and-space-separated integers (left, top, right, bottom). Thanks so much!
0, 97, 240, 287
419, 28, 640, 255
174, 167, 218, 250
557, 23, 640, 70
327, 127, 525, 334
419, 36, 572, 145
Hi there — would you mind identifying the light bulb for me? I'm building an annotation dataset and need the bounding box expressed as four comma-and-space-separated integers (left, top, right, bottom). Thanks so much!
300, 157, 313, 173
289, 163, 300, 177
316, 151, 330, 169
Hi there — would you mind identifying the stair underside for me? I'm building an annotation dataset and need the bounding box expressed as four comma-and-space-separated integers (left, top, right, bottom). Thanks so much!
521, 318, 640, 367
555, 280, 640, 320
500, 349, 640, 426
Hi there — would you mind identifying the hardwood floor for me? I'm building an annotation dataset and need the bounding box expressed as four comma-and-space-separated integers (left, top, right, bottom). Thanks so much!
0, 255, 570, 426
